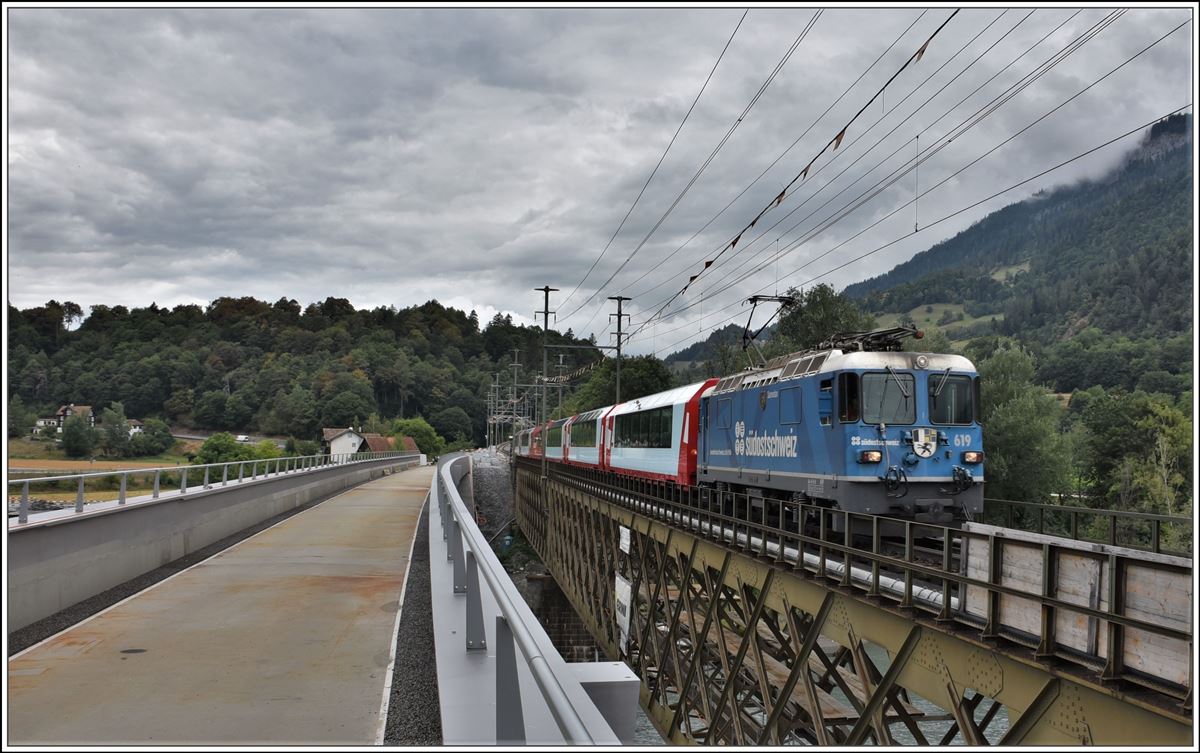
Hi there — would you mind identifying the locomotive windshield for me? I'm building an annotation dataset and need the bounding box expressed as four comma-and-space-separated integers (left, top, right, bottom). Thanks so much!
928, 374, 975, 424
861, 371, 915, 424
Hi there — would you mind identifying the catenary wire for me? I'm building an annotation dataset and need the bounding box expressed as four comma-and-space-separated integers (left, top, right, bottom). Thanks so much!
557, 10, 749, 311
644, 104, 1192, 358
631, 8, 1127, 335
561, 9, 823, 330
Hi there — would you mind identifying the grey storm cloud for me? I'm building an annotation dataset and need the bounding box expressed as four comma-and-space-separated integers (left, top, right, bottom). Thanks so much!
5, 5, 1195, 355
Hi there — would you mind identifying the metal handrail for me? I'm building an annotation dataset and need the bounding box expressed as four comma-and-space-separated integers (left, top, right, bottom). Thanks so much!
986, 496, 1190, 524
984, 496, 1192, 555
7, 451, 415, 486
9, 451, 421, 524
436, 455, 614, 744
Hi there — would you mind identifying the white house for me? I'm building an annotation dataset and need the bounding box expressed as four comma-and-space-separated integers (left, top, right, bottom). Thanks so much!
128, 419, 145, 437
36, 404, 96, 434
322, 427, 364, 457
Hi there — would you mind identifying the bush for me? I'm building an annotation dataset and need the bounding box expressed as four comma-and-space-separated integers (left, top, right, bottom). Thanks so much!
253, 440, 283, 459
193, 432, 256, 465
62, 415, 98, 458
394, 417, 446, 457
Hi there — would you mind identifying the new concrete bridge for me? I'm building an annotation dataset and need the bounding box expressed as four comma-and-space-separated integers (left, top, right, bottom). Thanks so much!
4, 450, 1194, 746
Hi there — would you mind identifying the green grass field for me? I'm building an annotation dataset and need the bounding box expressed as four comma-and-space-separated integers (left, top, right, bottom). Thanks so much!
8, 437, 192, 468
989, 261, 1030, 282
874, 303, 1004, 330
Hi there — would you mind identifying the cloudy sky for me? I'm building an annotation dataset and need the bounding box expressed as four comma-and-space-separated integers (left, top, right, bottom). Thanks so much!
5, 4, 1196, 355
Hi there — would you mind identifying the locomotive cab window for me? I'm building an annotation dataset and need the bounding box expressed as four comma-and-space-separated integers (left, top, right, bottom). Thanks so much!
861, 372, 915, 425
929, 374, 974, 425
974, 377, 982, 425
838, 373, 860, 422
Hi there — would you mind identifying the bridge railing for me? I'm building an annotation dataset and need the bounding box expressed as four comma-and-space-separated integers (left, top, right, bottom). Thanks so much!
542, 460, 1193, 708
8, 451, 420, 525
432, 454, 626, 744
983, 497, 1192, 556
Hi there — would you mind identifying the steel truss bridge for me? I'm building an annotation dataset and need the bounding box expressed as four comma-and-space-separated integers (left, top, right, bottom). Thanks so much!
513, 457, 1193, 746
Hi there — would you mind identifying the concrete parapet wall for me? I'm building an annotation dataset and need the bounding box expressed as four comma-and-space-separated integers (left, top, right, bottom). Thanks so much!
7, 457, 419, 633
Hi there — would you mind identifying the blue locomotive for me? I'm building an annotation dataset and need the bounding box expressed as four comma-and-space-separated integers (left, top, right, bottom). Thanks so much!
697, 327, 983, 524
515, 327, 984, 525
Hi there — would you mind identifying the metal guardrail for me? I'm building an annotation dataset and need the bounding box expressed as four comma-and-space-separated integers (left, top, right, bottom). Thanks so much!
984, 497, 1192, 556
9, 451, 419, 525
433, 454, 622, 744
538, 460, 1193, 709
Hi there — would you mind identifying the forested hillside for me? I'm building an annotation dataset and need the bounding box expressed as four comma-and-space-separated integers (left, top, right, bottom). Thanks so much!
7, 297, 604, 446
845, 113, 1193, 395
659, 116, 1191, 522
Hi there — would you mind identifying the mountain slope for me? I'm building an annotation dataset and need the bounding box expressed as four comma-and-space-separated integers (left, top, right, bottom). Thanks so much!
844, 115, 1192, 343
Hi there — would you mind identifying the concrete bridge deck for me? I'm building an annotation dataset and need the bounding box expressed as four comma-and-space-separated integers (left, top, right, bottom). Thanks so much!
7, 464, 433, 745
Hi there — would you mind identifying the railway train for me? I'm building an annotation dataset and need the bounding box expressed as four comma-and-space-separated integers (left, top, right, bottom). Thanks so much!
513, 327, 984, 525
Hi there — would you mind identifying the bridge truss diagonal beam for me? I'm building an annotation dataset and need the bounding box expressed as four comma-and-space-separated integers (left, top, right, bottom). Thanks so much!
513, 459, 1193, 746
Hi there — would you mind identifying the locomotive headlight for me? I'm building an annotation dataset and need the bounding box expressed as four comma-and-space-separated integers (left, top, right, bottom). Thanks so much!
962, 451, 984, 464
858, 450, 883, 464
914, 355, 929, 369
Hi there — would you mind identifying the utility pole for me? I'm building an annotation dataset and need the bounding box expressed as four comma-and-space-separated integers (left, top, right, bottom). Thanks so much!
487, 374, 495, 450
535, 286, 557, 490
494, 374, 501, 449
556, 354, 566, 415
510, 349, 520, 445
609, 295, 631, 404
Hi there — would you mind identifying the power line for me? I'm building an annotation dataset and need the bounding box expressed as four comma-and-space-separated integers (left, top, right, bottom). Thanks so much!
629, 7, 1025, 305
687, 9, 1174, 317
618, 9, 933, 301
562, 9, 824, 329
634, 8, 1128, 334
628, 9, 1094, 331
557, 9, 749, 311
647, 104, 1192, 359
773, 14, 1186, 286
630, 8, 962, 338
674, 8, 1046, 298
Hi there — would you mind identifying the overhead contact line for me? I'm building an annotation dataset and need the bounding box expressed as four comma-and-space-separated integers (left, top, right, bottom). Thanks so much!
632, 8, 1133, 335
557, 9, 749, 311
563, 10, 823, 331
644, 103, 1193, 358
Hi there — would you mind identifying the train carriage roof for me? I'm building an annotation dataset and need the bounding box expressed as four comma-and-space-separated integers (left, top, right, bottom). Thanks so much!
605, 381, 714, 417
568, 407, 610, 426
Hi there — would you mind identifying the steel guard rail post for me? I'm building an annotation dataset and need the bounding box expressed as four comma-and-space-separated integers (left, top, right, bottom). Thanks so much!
435, 454, 620, 745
